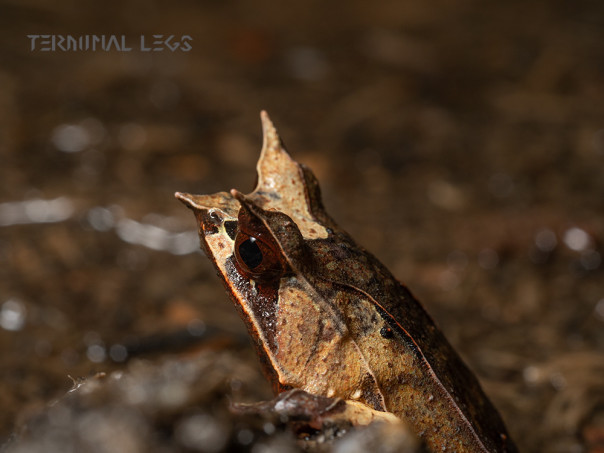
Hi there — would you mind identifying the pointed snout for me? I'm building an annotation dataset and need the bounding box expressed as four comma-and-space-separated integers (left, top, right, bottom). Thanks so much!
174, 191, 197, 209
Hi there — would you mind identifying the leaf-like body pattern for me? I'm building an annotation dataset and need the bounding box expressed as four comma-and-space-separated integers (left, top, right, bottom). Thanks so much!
176, 112, 517, 452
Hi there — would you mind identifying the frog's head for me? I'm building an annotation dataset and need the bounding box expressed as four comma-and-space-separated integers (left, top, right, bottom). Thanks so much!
175, 110, 332, 278
175, 111, 335, 391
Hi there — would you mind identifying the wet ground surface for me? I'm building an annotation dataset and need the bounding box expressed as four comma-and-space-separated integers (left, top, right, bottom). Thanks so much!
1, 1, 603, 452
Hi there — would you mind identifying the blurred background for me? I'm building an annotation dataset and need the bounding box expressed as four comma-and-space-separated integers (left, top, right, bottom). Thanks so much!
1, 0, 603, 451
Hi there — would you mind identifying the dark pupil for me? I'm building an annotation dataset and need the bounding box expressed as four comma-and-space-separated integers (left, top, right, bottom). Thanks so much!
239, 237, 263, 269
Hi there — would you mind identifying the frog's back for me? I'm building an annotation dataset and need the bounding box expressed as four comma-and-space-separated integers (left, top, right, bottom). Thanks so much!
305, 228, 517, 453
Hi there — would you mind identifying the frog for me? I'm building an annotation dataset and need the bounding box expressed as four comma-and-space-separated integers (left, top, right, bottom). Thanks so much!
175, 111, 517, 452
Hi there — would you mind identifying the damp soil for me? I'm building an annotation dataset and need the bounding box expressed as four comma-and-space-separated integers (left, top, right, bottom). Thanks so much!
0, 1, 603, 452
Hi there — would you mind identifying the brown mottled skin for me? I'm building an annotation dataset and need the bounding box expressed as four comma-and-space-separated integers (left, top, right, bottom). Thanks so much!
176, 111, 518, 452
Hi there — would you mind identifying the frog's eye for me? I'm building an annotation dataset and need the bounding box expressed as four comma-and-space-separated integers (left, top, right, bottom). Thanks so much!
234, 231, 285, 281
